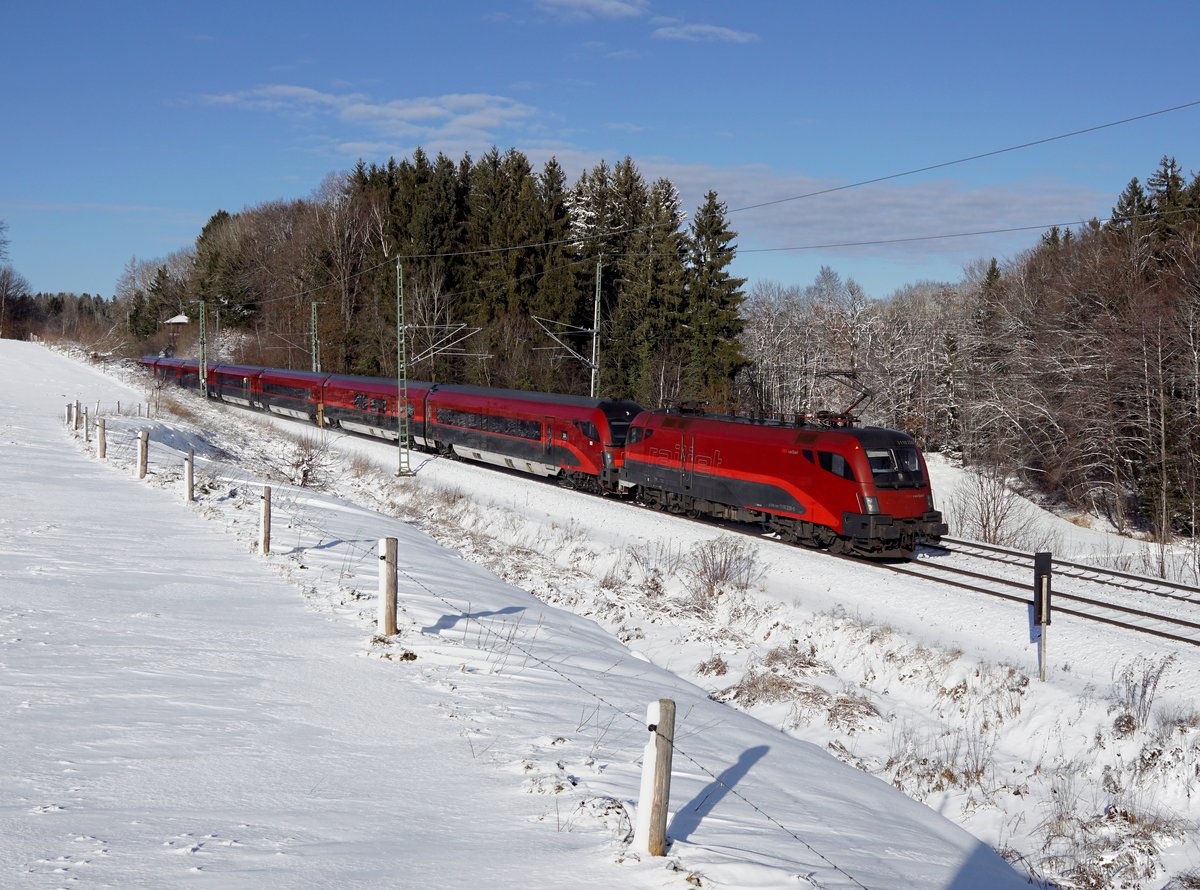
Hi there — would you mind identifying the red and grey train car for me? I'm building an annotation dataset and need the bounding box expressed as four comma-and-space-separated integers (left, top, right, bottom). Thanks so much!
423, 384, 643, 490
140, 357, 641, 490
141, 357, 945, 555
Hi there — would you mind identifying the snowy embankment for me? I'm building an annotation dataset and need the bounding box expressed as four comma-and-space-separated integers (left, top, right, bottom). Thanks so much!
3, 340, 1196, 889
0, 343, 1027, 889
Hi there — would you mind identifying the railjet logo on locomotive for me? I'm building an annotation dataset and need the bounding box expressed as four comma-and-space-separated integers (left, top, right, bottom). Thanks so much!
141, 358, 947, 557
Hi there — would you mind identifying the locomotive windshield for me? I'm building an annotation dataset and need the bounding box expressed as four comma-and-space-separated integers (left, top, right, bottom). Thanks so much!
865, 445, 925, 488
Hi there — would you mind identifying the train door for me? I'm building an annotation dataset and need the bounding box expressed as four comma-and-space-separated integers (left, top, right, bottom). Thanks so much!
681, 435, 696, 492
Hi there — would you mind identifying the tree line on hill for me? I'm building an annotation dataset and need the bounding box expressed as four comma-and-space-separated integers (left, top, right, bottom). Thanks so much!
127, 149, 747, 410
3, 154, 1200, 541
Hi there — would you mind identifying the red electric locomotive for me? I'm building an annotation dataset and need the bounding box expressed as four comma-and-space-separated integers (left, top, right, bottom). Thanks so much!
423, 385, 643, 491
619, 407, 946, 556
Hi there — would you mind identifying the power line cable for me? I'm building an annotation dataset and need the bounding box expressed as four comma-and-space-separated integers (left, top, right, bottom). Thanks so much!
726, 98, 1200, 215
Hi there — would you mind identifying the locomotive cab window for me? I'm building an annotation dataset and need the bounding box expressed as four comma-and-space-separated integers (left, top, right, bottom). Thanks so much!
574, 420, 600, 442
866, 446, 925, 488
817, 451, 856, 481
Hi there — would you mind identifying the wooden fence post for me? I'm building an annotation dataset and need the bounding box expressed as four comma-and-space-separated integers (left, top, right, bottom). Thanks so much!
184, 448, 194, 502
65, 403, 72, 426
378, 537, 398, 636
73, 400, 81, 432
137, 431, 149, 479
633, 698, 676, 856
260, 486, 272, 554
83, 407, 90, 443
98, 418, 106, 460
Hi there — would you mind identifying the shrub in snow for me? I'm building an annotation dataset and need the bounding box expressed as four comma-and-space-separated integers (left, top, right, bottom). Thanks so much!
1111, 654, 1177, 732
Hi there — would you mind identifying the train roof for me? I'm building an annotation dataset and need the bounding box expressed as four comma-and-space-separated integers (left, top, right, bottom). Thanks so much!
322, 373, 431, 390
639, 409, 917, 446
430, 383, 640, 413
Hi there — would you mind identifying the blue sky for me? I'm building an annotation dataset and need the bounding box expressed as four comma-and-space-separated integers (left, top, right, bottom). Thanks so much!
3, 0, 1198, 299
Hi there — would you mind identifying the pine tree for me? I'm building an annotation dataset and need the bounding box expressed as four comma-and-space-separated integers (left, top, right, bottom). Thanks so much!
625, 178, 689, 405
682, 191, 747, 407
1109, 176, 1150, 230
1147, 156, 1187, 243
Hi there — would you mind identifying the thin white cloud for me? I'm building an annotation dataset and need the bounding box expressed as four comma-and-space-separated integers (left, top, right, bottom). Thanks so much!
652, 23, 759, 43
534, 0, 649, 20
201, 85, 537, 147
203, 84, 357, 113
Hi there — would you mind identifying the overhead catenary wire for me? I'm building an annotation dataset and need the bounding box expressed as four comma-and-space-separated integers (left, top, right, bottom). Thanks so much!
726, 97, 1200, 215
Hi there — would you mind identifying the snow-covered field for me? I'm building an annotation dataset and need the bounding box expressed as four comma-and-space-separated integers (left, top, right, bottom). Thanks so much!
3, 340, 1198, 889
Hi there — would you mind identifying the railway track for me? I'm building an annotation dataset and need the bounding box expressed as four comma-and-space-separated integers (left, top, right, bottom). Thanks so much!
878, 536, 1200, 647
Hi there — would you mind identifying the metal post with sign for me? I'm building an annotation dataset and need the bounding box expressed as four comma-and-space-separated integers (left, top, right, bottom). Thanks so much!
1033, 551, 1052, 681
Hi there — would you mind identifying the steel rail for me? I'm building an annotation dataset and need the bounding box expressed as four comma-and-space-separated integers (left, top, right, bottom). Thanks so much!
899, 553, 1200, 647
937, 536, 1200, 605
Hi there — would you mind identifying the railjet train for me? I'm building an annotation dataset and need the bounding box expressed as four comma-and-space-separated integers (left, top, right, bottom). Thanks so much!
141, 357, 946, 557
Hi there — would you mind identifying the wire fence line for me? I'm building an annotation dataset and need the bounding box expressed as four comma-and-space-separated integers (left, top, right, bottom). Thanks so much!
64, 403, 875, 889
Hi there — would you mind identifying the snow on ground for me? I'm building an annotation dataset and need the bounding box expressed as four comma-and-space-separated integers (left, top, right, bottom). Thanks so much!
1, 341, 1034, 889
6, 340, 1200, 888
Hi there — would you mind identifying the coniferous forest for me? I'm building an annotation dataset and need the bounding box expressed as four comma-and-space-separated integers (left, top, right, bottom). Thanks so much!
3, 152, 1200, 541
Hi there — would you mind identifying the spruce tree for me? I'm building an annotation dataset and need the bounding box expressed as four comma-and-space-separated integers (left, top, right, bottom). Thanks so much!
625, 178, 689, 405
1147, 156, 1187, 243
683, 191, 747, 408
1109, 176, 1150, 230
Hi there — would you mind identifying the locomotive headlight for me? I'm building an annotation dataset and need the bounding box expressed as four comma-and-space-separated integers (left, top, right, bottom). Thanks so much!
862, 495, 880, 514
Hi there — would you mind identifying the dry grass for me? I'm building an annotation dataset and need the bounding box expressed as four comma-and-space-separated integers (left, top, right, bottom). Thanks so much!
678, 536, 765, 617
826, 691, 880, 732
157, 393, 201, 423
717, 670, 825, 708
347, 450, 376, 478
697, 655, 728, 677
763, 642, 824, 676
